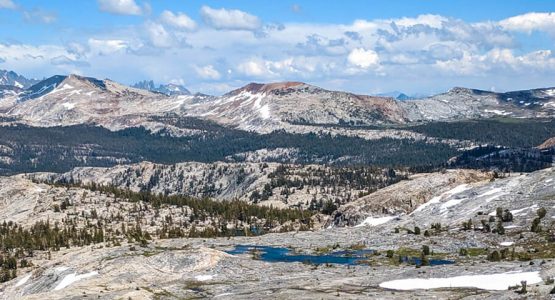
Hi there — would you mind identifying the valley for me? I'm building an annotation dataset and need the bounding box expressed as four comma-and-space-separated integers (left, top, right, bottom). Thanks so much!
0, 70, 554, 299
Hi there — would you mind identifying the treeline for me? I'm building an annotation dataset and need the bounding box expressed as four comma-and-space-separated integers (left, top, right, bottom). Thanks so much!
449, 145, 553, 172
407, 118, 555, 148
0, 220, 113, 283
249, 164, 406, 204
0, 120, 456, 175
50, 180, 315, 235
3, 117, 552, 176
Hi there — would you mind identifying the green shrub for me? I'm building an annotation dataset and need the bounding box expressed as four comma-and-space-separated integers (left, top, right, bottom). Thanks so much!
488, 250, 501, 262
537, 207, 547, 219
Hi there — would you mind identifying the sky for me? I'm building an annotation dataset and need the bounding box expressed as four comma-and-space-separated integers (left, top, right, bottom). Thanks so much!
1, 0, 555, 95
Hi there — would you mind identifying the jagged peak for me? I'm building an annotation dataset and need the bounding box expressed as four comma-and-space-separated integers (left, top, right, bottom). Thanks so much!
132, 80, 191, 96
103, 78, 163, 96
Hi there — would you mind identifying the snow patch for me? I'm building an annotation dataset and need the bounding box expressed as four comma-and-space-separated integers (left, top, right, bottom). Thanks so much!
15, 273, 31, 287
379, 271, 542, 291
54, 271, 98, 290
484, 109, 511, 116
259, 104, 270, 119
62, 102, 75, 110
53, 83, 74, 93
500, 241, 514, 246
355, 215, 397, 227
195, 274, 215, 281
412, 184, 470, 214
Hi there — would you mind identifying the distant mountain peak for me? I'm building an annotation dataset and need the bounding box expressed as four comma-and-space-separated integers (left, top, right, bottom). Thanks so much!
375, 91, 414, 100
0, 69, 39, 89
132, 80, 191, 96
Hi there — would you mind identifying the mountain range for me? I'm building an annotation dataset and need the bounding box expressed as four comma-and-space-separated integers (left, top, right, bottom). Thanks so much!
0, 71, 554, 135
1, 69, 555, 299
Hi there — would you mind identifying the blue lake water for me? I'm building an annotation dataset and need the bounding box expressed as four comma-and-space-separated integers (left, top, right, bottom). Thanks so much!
226, 245, 455, 266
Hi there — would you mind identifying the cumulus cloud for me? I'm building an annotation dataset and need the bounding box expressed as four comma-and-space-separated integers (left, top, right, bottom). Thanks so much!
144, 21, 173, 48
435, 48, 555, 76
394, 14, 448, 29
5, 10, 555, 95
0, 0, 16, 9
0, 43, 81, 76
296, 34, 348, 56
237, 59, 268, 77
500, 12, 555, 34
195, 65, 221, 80
160, 10, 196, 31
97, 0, 142, 15
200, 6, 261, 30
347, 48, 379, 68
88, 39, 128, 55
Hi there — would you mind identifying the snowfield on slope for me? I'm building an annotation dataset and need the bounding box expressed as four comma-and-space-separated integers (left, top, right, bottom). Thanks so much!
354, 215, 398, 227
379, 271, 542, 291
54, 271, 98, 290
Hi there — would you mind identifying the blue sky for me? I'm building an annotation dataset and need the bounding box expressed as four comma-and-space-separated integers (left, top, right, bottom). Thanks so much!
1, 0, 555, 95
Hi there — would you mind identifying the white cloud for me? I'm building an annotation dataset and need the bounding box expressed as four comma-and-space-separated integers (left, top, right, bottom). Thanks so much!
5, 11, 555, 95
200, 6, 261, 30
435, 48, 555, 75
195, 65, 221, 80
500, 12, 555, 34
0, 0, 16, 9
160, 10, 196, 31
395, 14, 448, 29
237, 59, 269, 77
97, 0, 142, 15
88, 39, 128, 55
0, 43, 85, 76
144, 21, 173, 48
347, 48, 379, 68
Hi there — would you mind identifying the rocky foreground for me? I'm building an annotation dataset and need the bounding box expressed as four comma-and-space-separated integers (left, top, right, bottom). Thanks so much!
0, 167, 553, 299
